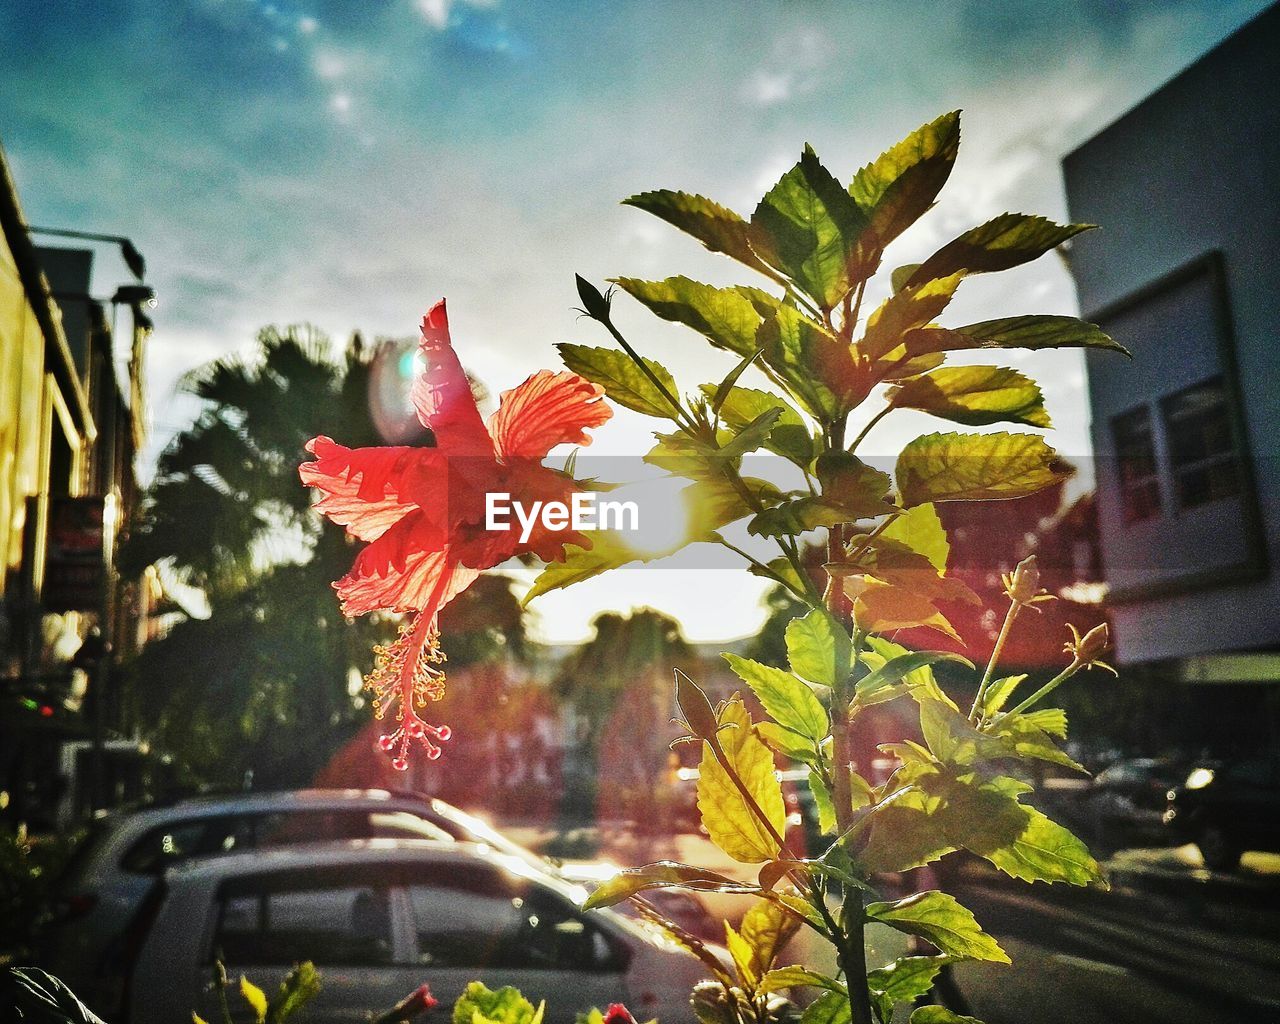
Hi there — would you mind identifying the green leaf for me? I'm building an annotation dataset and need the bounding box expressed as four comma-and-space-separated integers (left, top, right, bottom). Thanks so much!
904, 314, 1129, 358
711, 347, 764, 412
698, 697, 787, 863
725, 653, 828, 745
865, 636, 958, 709
622, 190, 776, 277
715, 407, 784, 459
750, 146, 873, 308
857, 786, 956, 874
850, 110, 962, 249
615, 276, 766, 358
888, 365, 1050, 428
982, 805, 1103, 885
785, 607, 852, 688
809, 769, 836, 834
860, 273, 963, 362
240, 977, 269, 1024
799, 990, 852, 1024
750, 453, 893, 536
1023, 706, 1067, 738
736, 897, 802, 982
909, 1008, 985, 1024
701, 385, 816, 467
891, 263, 922, 293
756, 722, 818, 763
267, 961, 321, 1024
867, 955, 949, 1022
919, 699, 1009, 765
556, 344, 679, 419
452, 982, 544, 1024
879, 504, 948, 573
896, 431, 1067, 506
979, 675, 1026, 717
857, 652, 972, 702
759, 966, 844, 994
756, 306, 850, 419
906, 213, 1092, 287
865, 891, 1010, 963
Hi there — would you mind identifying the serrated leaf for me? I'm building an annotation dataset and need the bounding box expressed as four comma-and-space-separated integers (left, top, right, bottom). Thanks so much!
615, 276, 765, 358
785, 607, 852, 688
860, 273, 963, 362
865, 891, 1010, 963
756, 722, 818, 763
737, 897, 802, 981
904, 314, 1128, 358
751, 452, 893, 536
1023, 706, 1067, 738
919, 699, 1009, 765
698, 697, 787, 863
556, 343, 679, 419
906, 213, 1092, 287
623, 190, 775, 275
760, 966, 844, 994
848, 580, 961, 641
850, 110, 962, 249
844, 537, 979, 607
583, 861, 751, 910
980, 675, 1026, 717
711, 348, 764, 412
888, 365, 1050, 428
909, 1008, 984, 1024
868, 955, 949, 1021
701, 385, 816, 467
750, 146, 873, 308
724, 922, 759, 988
857, 786, 956, 874
983, 805, 1104, 885
452, 982, 544, 1024
891, 263, 922, 292
799, 990, 852, 1024
879, 504, 948, 573
725, 653, 829, 744
809, 769, 836, 834
857, 652, 972, 702
865, 636, 957, 709
896, 431, 1067, 506
240, 977, 268, 1024
716, 407, 784, 458
756, 306, 853, 418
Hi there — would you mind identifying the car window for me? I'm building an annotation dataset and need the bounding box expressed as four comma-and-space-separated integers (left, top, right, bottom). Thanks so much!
407, 868, 612, 972
120, 816, 253, 874
214, 882, 395, 966
253, 809, 453, 846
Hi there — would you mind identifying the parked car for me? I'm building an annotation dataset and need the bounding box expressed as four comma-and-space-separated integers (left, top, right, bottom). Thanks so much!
1081, 757, 1187, 854
1164, 758, 1280, 871
128, 840, 718, 1024
42, 789, 552, 1018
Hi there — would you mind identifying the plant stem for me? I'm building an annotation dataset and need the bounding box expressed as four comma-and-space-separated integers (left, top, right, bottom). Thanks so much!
826, 525, 874, 1024
849, 405, 891, 452
991, 660, 1082, 726
598, 315, 697, 433
969, 599, 1022, 722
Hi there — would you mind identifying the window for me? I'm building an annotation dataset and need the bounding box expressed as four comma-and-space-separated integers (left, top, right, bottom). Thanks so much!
1161, 377, 1241, 509
214, 881, 394, 966
1110, 406, 1160, 524
121, 816, 253, 874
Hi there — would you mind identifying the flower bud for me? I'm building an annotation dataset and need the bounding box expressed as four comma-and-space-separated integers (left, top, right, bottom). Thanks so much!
1004, 555, 1041, 604
1077, 622, 1110, 663
575, 274, 613, 322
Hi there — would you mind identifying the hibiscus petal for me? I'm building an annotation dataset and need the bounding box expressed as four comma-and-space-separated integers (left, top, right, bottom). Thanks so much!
336, 543, 479, 617
411, 300, 494, 456
488, 370, 612, 458
300, 435, 424, 541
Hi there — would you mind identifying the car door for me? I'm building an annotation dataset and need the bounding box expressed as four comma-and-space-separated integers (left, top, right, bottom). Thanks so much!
403, 864, 625, 1023
201, 869, 426, 1023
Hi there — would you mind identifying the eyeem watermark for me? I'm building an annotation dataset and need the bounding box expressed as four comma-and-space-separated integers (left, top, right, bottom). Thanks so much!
485, 492, 640, 543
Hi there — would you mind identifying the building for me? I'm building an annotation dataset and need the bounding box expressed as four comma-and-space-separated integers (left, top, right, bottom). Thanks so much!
0, 140, 159, 828
1063, 3, 1279, 754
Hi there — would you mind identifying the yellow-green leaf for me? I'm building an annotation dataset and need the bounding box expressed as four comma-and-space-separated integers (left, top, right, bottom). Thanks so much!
896, 431, 1067, 506
865, 635, 958, 709
868, 956, 949, 1021
724, 653, 828, 743
888, 365, 1050, 428
980, 674, 1026, 717
879, 504, 948, 573
1022, 706, 1067, 738
785, 606, 852, 688
857, 787, 956, 874
623, 190, 774, 275
756, 306, 851, 419
906, 213, 1092, 287
981, 806, 1104, 886
737, 897, 802, 980
850, 111, 962, 249
750, 146, 873, 308
760, 966, 844, 994
582, 861, 750, 910
615, 276, 765, 357
751, 452, 893, 536
556, 344, 679, 419
909, 1007, 984, 1024
698, 697, 786, 863
865, 890, 1010, 963
904, 314, 1128, 357
700, 385, 816, 467
860, 273, 963, 362
240, 976, 269, 1024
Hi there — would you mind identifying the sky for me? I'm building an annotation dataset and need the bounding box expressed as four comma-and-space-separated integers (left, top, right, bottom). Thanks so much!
1, 0, 1271, 644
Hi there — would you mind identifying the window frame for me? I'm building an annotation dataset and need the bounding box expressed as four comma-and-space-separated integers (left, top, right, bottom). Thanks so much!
1159, 375, 1243, 511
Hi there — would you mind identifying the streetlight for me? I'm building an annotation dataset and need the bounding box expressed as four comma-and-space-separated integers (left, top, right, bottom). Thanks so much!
28, 226, 146, 280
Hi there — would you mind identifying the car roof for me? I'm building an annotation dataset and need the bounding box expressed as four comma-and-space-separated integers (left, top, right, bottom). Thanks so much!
98, 789, 443, 829
164, 838, 589, 902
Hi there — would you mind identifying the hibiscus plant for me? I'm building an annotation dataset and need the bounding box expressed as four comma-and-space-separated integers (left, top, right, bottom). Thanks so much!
301, 110, 1127, 1024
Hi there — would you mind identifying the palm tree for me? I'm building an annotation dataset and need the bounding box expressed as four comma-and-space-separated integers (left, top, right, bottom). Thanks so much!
122, 328, 524, 787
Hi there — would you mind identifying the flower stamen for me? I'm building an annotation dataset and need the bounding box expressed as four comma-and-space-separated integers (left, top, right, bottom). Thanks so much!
366, 613, 452, 770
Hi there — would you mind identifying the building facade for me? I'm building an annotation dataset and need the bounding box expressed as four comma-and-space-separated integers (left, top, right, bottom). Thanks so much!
1063, 4, 1279, 753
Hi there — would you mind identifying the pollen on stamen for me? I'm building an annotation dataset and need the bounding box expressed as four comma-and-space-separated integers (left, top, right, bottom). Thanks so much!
364, 613, 452, 768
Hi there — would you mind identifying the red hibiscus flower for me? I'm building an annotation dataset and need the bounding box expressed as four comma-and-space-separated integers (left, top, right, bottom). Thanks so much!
300, 300, 611, 768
